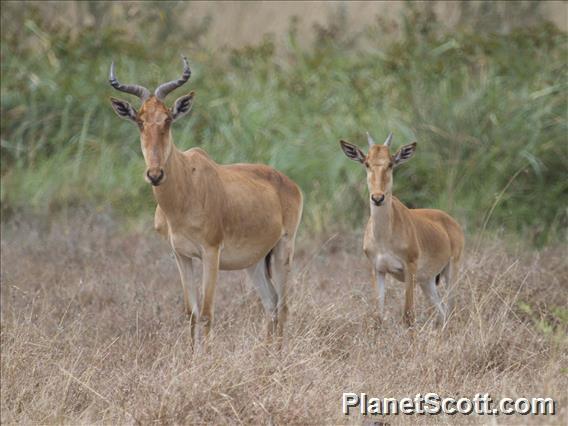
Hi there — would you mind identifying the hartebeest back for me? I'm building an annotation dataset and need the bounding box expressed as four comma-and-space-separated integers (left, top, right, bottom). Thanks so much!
109, 56, 303, 344
340, 132, 464, 327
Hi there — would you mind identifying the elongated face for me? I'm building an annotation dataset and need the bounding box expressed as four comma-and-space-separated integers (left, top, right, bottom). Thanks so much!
108, 56, 194, 186
110, 93, 194, 186
339, 135, 417, 206
364, 144, 395, 206
137, 97, 173, 186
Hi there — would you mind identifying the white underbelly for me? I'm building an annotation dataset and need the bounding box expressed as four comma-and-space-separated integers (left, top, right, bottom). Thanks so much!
375, 252, 404, 276
170, 233, 201, 258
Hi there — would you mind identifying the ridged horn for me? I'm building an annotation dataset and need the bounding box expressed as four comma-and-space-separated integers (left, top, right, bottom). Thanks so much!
384, 132, 393, 147
154, 56, 191, 101
108, 61, 151, 101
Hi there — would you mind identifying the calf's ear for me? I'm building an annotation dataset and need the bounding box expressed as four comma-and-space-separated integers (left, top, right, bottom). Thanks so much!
339, 140, 366, 164
393, 142, 417, 167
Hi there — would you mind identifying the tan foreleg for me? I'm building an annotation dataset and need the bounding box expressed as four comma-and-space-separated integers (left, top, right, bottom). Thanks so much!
403, 263, 417, 327
374, 270, 386, 323
174, 252, 199, 345
200, 246, 220, 342
154, 205, 169, 239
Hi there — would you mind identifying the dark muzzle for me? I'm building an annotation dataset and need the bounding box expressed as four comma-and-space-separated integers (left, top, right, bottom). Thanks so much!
371, 193, 385, 206
147, 169, 164, 186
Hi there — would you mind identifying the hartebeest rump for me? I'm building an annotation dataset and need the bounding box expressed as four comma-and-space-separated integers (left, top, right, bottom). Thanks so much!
109, 57, 303, 343
340, 132, 464, 327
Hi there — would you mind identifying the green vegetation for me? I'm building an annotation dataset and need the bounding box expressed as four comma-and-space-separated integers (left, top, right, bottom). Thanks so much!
518, 300, 568, 346
1, 3, 566, 243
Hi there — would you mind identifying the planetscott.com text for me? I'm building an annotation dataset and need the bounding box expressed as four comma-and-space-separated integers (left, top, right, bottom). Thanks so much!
342, 393, 557, 416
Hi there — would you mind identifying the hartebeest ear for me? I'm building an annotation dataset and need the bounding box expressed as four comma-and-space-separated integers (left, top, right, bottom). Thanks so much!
393, 142, 417, 167
171, 91, 194, 122
110, 97, 138, 123
339, 140, 366, 164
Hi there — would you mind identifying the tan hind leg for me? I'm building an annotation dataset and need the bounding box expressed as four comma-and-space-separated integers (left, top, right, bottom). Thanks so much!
444, 257, 460, 319
272, 191, 302, 342
271, 235, 296, 340
419, 277, 446, 327
246, 255, 278, 341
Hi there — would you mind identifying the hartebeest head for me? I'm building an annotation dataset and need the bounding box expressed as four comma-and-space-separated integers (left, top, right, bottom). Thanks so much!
340, 133, 417, 206
109, 56, 194, 186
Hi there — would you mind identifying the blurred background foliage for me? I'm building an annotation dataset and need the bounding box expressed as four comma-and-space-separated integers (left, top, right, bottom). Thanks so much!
0, 1, 566, 244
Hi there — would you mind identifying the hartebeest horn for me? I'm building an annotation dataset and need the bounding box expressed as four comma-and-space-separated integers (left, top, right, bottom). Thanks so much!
109, 62, 151, 101
384, 132, 393, 147
367, 132, 376, 148
154, 56, 191, 101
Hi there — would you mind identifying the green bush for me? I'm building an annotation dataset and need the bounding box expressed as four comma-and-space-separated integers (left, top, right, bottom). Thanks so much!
1, 3, 566, 243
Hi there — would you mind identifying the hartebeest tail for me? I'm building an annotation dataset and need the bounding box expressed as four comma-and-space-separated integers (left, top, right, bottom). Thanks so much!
109, 56, 303, 345
340, 132, 464, 327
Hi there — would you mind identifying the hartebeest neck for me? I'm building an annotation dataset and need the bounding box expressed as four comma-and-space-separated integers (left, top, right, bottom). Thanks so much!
151, 141, 192, 215
370, 193, 394, 240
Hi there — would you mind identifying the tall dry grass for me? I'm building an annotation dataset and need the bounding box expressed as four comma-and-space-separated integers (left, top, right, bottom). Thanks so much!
1, 212, 566, 424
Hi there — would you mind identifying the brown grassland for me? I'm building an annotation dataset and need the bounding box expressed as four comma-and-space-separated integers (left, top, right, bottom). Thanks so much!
1, 211, 566, 424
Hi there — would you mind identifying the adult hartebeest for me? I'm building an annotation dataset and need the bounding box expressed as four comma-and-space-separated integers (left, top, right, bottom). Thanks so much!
339, 132, 464, 327
109, 57, 303, 343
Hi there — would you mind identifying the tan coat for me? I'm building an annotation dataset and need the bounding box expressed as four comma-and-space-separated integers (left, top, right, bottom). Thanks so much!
112, 96, 303, 344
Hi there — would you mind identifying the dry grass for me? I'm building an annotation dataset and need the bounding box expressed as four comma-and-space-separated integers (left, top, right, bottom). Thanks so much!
1, 212, 566, 425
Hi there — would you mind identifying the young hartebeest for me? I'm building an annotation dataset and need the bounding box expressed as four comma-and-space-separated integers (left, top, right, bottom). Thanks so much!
339, 132, 464, 327
108, 57, 303, 343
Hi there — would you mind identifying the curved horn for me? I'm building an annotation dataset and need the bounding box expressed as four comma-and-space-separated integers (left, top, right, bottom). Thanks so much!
366, 132, 376, 148
384, 132, 393, 147
154, 56, 191, 101
109, 61, 151, 101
